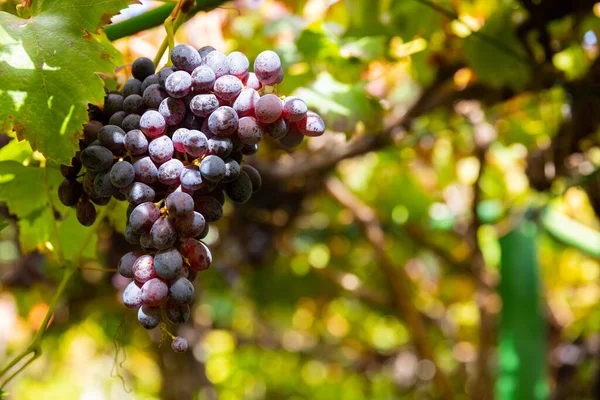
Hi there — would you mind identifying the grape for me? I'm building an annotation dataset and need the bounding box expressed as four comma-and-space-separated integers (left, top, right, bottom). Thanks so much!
237, 116, 264, 145
148, 136, 174, 164
207, 137, 233, 158
129, 202, 160, 233
265, 117, 288, 139
253, 50, 281, 85
171, 44, 202, 72
58, 180, 82, 206
180, 238, 212, 271
76, 199, 97, 226
171, 336, 188, 352
297, 111, 325, 137
93, 171, 118, 197
158, 67, 175, 88
83, 121, 103, 142
125, 224, 141, 245
133, 156, 158, 184
143, 84, 168, 109
172, 128, 188, 152
82, 171, 96, 197
133, 254, 156, 283
222, 158, 241, 182
199, 155, 225, 182
232, 88, 259, 118
191, 65, 216, 92
202, 50, 229, 78
183, 130, 208, 157
166, 191, 194, 218
255, 94, 282, 124
150, 217, 177, 250
242, 164, 262, 192
166, 302, 190, 324
181, 113, 202, 130
118, 251, 141, 278
168, 277, 194, 305
280, 122, 304, 148
123, 94, 146, 115
158, 158, 184, 185
124, 182, 156, 205
174, 211, 206, 238
188, 268, 199, 281
225, 170, 252, 203
141, 74, 160, 92
140, 233, 156, 250
122, 113, 141, 131
165, 70, 192, 98
141, 278, 168, 306
198, 45, 216, 60
104, 93, 124, 116
110, 161, 135, 188
61, 157, 82, 179
274, 67, 284, 84
208, 106, 238, 137
190, 94, 219, 117
208, 188, 225, 205
98, 125, 125, 153
242, 72, 262, 90
213, 75, 243, 101
227, 51, 249, 79
123, 281, 143, 309
122, 79, 142, 97
140, 110, 166, 138
180, 165, 204, 191
138, 305, 161, 329
132, 57, 155, 80
241, 143, 258, 156
109, 111, 126, 127
154, 247, 183, 280
158, 97, 186, 126
113, 191, 127, 202
124, 129, 148, 156
282, 96, 308, 121
194, 195, 223, 222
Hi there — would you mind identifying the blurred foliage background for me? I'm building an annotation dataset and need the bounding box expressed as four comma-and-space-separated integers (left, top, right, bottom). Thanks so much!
1, 0, 600, 399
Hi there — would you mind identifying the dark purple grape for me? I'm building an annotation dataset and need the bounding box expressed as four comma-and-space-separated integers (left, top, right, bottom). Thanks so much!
180, 238, 212, 271
194, 195, 223, 222
109, 111, 126, 127
280, 122, 304, 148
125, 224, 141, 245
150, 217, 177, 250
225, 170, 252, 203
158, 158, 184, 185
138, 305, 161, 329
122, 113, 141, 131
208, 188, 225, 205
154, 247, 183, 280
58, 180, 82, 206
90, 195, 110, 206
253, 50, 281, 85
123, 94, 146, 115
172, 128, 188, 152
143, 84, 168, 109
202, 50, 229, 78
208, 106, 238, 137
222, 159, 241, 182
191, 65, 216, 92
124, 182, 155, 205
232, 88, 259, 118
158, 67, 175, 88
133, 156, 158, 184
213, 75, 243, 101
242, 164, 261, 192
109, 161, 135, 188
265, 117, 289, 139
133, 254, 156, 283
169, 277, 194, 305
93, 171, 118, 197
165, 70, 192, 98
198, 45, 216, 60
255, 94, 282, 124
171, 44, 202, 72
190, 94, 219, 117
227, 51, 249, 79
180, 165, 204, 191
188, 268, 199, 281
242, 72, 262, 90
76, 198, 97, 226
122, 79, 142, 97
83, 121, 103, 142
98, 125, 125, 153
148, 136, 174, 164
140, 232, 156, 250
123, 281, 143, 309
171, 336, 188, 352
140, 110, 166, 138
199, 155, 226, 182
207, 137, 233, 158
241, 143, 259, 155
297, 111, 325, 137
274, 67, 284, 84
104, 93, 124, 116
141, 74, 160, 92
118, 251, 141, 278
124, 129, 148, 155
175, 211, 206, 238
132, 57, 155, 81
158, 97, 186, 126
129, 202, 160, 233
183, 130, 208, 157
282, 96, 308, 121
166, 301, 190, 324
166, 191, 194, 218
237, 116, 264, 145
141, 278, 168, 306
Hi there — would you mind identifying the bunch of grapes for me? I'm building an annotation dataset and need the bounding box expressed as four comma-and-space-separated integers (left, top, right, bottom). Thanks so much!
57, 45, 325, 352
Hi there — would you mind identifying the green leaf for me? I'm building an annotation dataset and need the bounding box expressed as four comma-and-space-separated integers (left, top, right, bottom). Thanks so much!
0, 1, 128, 163
497, 220, 548, 400
389, 0, 450, 40
463, 7, 531, 89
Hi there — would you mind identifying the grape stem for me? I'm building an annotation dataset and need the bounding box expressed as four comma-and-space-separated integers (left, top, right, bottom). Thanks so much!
153, 0, 190, 67
0, 204, 111, 388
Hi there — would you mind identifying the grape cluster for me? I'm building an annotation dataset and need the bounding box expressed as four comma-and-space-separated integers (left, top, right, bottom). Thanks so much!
58, 45, 325, 352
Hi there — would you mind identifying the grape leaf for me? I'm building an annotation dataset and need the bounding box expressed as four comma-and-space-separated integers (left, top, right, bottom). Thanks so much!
0, 0, 133, 164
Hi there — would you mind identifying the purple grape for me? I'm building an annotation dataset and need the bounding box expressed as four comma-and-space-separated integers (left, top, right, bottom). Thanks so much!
227, 51, 249, 79
109, 111, 126, 127
154, 247, 183, 280
207, 137, 233, 158
143, 84, 168, 109
138, 305, 161, 329
171, 336, 188, 352
133, 254, 156, 283
118, 251, 141, 278
253, 50, 281, 85
193, 195, 223, 222
140, 232, 156, 250
125, 224, 141, 245
208, 106, 238, 137
180, 165, 204, 191
158, 158, 184, 185
242, 164, 261, 192
232, 88, 259, 118
58, 180, 82, 207
60, 158, 82, 180
76, 199, 97, 226
297, 111, 325, 137
140, 110, 166, 138
183, 129, 208, 157
169, 277, 194, 305
133, 156, 158, 184
202, 50, 229, 78
242, 72, 262, 90
122, 114, 141, 131
237, 116, 264, 145
274, 67, 284, 84
93, 171, 118, 197
104, 93, 124, 116
241, 143, 259, 155
98, 125, 125, 153
158, 97, 186, 126
280, 122, 304, 148
171, 44, 202, 72
213, 75, 243, 101
141, 74, 160, 92
166, 191, 194, 218
129, 202, 160, 233
122, 79, 142, 97
180, 238, 212, 271
132, 57, 155, 81
199, 155, 226, 182
165, 70, 192, 98
282, 96, 307, 121
124, 182, 156, 205
222, 158, 241, 182
158, 67, 175, 88
123, 281, 143, 309
265, 117, 289, 139
255, 94, 282, 124
109, 160, 135, 188
148, 136, 174, 164
191, 65, 216, 92
166, 302, 190, 324
123, 94, 146, 115
83, 121, 102, 142
150, 217, 177, 250
174, 211, 206, 238
190, 94, 219, 117
225, 170, 252, 203
172, 128, 188, 152
141, 278, 168, 306
198, 45, 216, 60
124, 129, 148, 155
